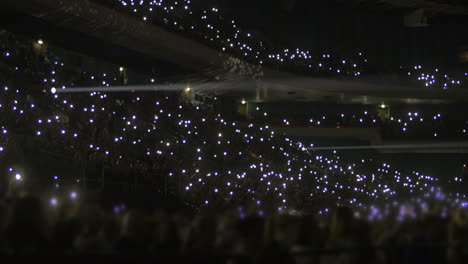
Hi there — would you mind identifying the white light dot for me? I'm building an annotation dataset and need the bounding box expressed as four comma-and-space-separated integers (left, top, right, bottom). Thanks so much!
69, 191, 77, 200
50, 197, 58, 207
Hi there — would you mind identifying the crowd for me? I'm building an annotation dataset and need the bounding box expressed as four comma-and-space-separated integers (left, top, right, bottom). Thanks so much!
92, 0, 468, 90
2, 194, 468, 263
1, 30, 467, 213
249, 104, 468, 140
1, 29, 468, 259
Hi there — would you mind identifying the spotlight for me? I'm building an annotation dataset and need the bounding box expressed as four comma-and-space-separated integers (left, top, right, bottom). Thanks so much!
51, 87, 57, 94
241, 99, 247, 105
185, 87, 191, 92
37, 39, 44, 45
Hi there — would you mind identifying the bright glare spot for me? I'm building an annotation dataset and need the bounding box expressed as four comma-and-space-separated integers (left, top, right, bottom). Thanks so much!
50, 197, 58, 207
69, 191, 77, 200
